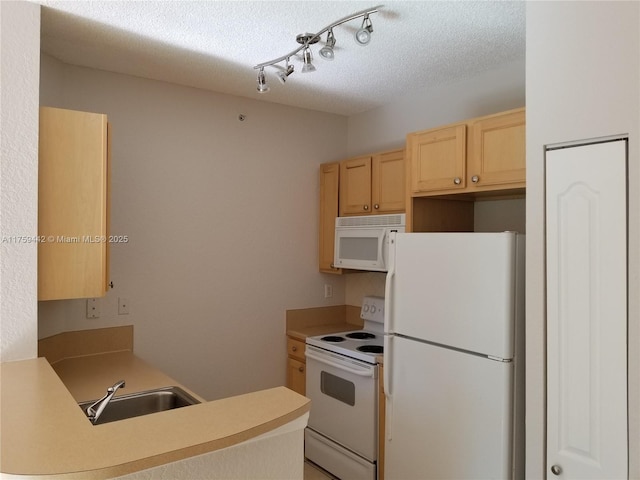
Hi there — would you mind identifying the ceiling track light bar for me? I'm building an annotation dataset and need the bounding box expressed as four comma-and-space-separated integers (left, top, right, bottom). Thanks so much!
254, 5, 381, 92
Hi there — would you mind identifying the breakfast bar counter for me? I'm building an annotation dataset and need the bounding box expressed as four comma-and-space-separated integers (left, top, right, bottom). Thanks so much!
0, 352, 310, 479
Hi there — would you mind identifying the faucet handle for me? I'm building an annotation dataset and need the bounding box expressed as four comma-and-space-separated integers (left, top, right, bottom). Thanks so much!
109, 380, 126, 392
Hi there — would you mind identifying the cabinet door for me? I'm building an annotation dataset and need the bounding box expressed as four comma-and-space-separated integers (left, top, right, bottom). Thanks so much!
319, 162, 341, 273
372, 149, 405, 214
287, 357, 306, 396
407, 124, 466, 194
546, 140, 627, 479
340, 155, 372, 215
468, 109, 525, 190
38, 107, 109, 301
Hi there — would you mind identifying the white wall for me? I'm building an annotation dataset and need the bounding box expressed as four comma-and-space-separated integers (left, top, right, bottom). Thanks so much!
38, 56, 348, 400
0, 1, 40, 362
526, 2, 640, 478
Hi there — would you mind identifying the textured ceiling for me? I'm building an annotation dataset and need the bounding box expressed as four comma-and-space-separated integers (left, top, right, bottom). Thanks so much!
33, 1, 525, 116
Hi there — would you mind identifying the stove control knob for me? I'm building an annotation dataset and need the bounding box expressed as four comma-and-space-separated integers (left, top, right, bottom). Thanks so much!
370, 305, 376, 314
363, 304, 370, 312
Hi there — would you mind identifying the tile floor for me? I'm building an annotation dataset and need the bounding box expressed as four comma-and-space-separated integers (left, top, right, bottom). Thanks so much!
304, 460, 337, 480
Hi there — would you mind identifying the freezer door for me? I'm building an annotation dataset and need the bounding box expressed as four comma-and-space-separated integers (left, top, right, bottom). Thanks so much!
385, 336, 515, 480
387, 232, 522, 359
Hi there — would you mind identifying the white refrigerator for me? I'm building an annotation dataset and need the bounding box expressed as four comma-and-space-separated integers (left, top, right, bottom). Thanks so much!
383, 232, 525, 480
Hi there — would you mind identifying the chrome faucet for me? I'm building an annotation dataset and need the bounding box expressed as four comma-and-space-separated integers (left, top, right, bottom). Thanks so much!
86, 380, 125, 424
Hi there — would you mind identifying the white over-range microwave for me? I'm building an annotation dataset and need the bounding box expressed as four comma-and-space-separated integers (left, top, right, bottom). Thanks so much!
334, 213, 405, 272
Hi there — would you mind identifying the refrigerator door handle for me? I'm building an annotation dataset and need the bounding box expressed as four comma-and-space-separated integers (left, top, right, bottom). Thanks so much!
383, 335, 392, 398
384, 232, 397, 335
384, 334, 393, 441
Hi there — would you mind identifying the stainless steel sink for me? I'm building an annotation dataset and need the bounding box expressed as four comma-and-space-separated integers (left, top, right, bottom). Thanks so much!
78, 386, 201, 425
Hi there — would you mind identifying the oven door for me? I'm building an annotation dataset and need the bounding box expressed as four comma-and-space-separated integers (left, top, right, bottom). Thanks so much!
305, 344, 378, 461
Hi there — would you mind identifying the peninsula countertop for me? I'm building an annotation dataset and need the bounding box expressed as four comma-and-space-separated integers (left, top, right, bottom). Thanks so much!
0, 352, 309, 479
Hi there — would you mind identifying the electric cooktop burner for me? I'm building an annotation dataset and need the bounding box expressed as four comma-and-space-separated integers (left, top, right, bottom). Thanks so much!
357, 345, 384, 354
321, 336, 346, 342
305, 296, 385, 364
345, 332, 376, 340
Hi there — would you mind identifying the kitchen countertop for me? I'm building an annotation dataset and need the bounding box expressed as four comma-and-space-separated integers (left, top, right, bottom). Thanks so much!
0, 352, 310, 479
286, 322, 358, 340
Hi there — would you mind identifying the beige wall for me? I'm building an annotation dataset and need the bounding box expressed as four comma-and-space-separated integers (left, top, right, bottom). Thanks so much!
526, 2, 640, 478
0, 1, 40, 362
38, 56, 348, 400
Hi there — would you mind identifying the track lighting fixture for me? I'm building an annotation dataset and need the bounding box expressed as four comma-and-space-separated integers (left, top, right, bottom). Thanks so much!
319, 29, 336, 61
253, 6, 380, 92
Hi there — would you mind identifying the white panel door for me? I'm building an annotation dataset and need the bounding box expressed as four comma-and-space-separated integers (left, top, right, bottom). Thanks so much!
546, 139, 627, 479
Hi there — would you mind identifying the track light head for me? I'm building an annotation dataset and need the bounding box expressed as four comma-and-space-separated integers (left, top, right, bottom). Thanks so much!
257, 68, 269, 93
301, 46, 316, 73
277, 63, 295, 84
319, 29, 336, 61
355, 14, 373, 46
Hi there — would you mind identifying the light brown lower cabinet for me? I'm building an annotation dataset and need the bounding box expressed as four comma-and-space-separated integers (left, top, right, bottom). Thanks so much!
286, 336, 306, 396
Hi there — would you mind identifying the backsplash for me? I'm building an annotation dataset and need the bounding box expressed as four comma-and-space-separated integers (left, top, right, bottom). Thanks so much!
345, 272, 386, 306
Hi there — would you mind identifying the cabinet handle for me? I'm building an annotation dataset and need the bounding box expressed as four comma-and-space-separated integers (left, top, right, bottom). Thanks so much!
453, 177, 461, 185
471, 175, 480, 183
363, 205, 369, 211
550, 465, 562, 476
374, 204, 379, 210
292, 346, 297, 352
298, 366, 304, 373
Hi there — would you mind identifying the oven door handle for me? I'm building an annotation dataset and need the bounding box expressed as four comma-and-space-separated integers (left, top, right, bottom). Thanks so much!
305, 351, 376, 377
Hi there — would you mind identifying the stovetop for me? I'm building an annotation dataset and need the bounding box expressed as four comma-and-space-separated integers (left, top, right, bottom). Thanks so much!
305, 296, 384, 364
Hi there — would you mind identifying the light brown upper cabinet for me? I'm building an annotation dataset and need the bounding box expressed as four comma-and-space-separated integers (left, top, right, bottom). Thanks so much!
339, 149, 405, 216
407, 108, 525, 196
467, 108, 526, 190
319, 162, 341, 273
408, 124, 467, 194
38, 107, 111, 301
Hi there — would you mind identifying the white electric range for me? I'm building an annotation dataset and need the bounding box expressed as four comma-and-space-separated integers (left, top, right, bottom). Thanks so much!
304, 296, 384, 480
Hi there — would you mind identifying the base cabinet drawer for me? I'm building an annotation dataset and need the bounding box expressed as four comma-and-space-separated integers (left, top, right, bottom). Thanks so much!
286, 336, 306, 395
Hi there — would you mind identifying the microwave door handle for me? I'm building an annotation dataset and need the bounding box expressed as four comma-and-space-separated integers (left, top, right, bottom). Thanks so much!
305, 351, 375, 378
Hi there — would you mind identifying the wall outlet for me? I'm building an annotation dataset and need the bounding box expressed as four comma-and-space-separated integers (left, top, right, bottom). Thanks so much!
324, 284, 333, 298
118, 297, 130, 315
86, 298, 100, 319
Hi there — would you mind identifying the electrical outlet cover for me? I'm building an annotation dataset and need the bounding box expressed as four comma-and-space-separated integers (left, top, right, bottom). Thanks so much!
86, 298, 100, 319
118, 297, 130, 315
